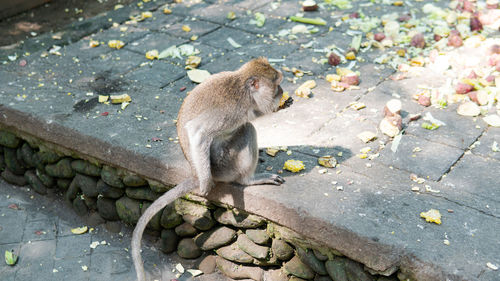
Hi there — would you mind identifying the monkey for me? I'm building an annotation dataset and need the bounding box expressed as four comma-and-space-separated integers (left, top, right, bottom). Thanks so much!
132, 57, 292, 281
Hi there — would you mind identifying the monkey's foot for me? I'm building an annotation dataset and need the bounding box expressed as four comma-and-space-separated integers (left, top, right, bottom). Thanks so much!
246, 173, 285, 186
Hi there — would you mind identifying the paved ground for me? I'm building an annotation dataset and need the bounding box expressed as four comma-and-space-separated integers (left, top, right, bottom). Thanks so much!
0, 179, 230, 281
0, 0, 499, 280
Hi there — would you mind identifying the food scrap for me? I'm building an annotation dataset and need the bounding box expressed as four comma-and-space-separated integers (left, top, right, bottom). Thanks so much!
283, 159, 305, 173
420, 209, 442, 225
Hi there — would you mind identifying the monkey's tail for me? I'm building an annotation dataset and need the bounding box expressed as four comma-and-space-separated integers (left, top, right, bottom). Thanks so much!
132, 178, 195, 281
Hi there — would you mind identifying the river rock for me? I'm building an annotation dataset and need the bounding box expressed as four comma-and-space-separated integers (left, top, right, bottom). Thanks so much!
65, 177, 81, 202
45, 158, 75, 178
175, 222, 198, 237
123, 174, 147, 187
175, 199, 212, 217
73, 196, 89, 216
216, 257, 264, 281
177, 238, 202, 259
57, 178, 71, 190
325, 258, 348, 281
297, 247, 327, 276
313, 249, 329, 261
0, 154, 4, 171
198, 255, 216, 274
246, 229, 270, 245
216, 242, 254, 264
214, 208, 265, 228
83, 195, 97, 210
101, 165, 124, 188
183, 214, 215, 231
159, 229, 178, 254
37, 149, 61, 164
97, 197, 120, 221
36, 168, 55, 188
283, 256, 315, 280
289, 277, 307, 281
72, 174, 98, 197
71, 159, 101, 177
1, 169, 28, 186
272, 239, 294, 261
4, 147, 25, 175
237, 234, 269, 260
24, 170, 47, 195
115, 197, 142, 225
125, 186, 160, 201
160, 203, 183, 229
253, 254, 280, 267
0, 131, 20, 148
147, 178, 170, 193
96, 179, 124, 198
345, 259, 374, 281
314, 276, 333, 281
264, 269, 289, 281
20, 143, 37, 168
141, 201, 162, 230
194, 226, 236, 250
105, 221, 122, 233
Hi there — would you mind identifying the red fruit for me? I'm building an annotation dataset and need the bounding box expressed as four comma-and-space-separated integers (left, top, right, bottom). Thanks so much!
410, 33, 425, 48
374, 33, 386, 42
398, 14, 411, 22
101, 112, 109, 116
486, 75, 495, 83
468, 71, 478, 79
491, 44, 500, 54
418, 95, 431, 107
350, 12, 359, 18
455, 83, 474, 94
434, 34, 442, 42
19, 60, 27, 67
470, 15, 483, 32
341, 74, 360, 86
448, 32, 463, 47
328, 53, 341, 66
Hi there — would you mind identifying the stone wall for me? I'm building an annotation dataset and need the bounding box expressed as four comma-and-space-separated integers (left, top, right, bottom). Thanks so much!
0, 129, 404, 281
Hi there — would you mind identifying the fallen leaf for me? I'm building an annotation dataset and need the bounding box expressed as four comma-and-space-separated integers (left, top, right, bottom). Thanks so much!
5, 251, 17, 266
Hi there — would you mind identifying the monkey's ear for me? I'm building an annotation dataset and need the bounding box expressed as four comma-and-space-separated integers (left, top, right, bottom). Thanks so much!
247, 77, 260, 90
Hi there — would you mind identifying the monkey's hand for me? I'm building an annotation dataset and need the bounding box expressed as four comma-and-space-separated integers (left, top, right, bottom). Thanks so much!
244, 173, 285, 186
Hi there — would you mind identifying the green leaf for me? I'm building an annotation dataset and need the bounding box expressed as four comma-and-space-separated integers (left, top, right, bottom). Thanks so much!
5, 250, 18, 266
421, 122, 439, 130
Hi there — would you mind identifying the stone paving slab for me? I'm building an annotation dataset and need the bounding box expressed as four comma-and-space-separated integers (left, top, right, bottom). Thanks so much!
1, 0, 500, 280
0, 180, 229, 281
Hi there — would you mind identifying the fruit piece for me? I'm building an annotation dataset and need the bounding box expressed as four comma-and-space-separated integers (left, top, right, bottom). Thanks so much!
470, 14, 483, 32
283, 160, 305, 173
447, 31, 463, 47
187, 69, 211, 83
145, 50, 159, 60
266, 147, 279, 157
302, 0, 318, 11
380, 116, 401, 137
418, 95, 431, 107
468, 91, 488, 106
345, 51, 356, 60
330, 81, 346, 92
336, 68, 354, 77
483, 115, 500, 127
384, 99, 402, 117
328, 53, 341, 66
457, 102, 480, 117
357, 131, 377, 143
279, 91, 291, 107
374, 33, 386, 42
71, 226, 89, 235
185, 55, 201, 69
318, 156, 337, 168
108, 40, 125, 49
420, 209, 441, 225
295, 86, 311, 98
325, 74, 341, 82
98, 95, 109, 103
410, 33, 425, 48
89, 39, 100, 48
421, 122, 439, 130
341, 74, 359, 86
5, 251, 18, 266
110, 94, 131, 104
182, 25, 191, 32
455, 83, 474, 94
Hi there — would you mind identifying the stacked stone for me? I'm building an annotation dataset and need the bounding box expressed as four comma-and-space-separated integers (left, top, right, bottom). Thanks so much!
0, 130, 399, 281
